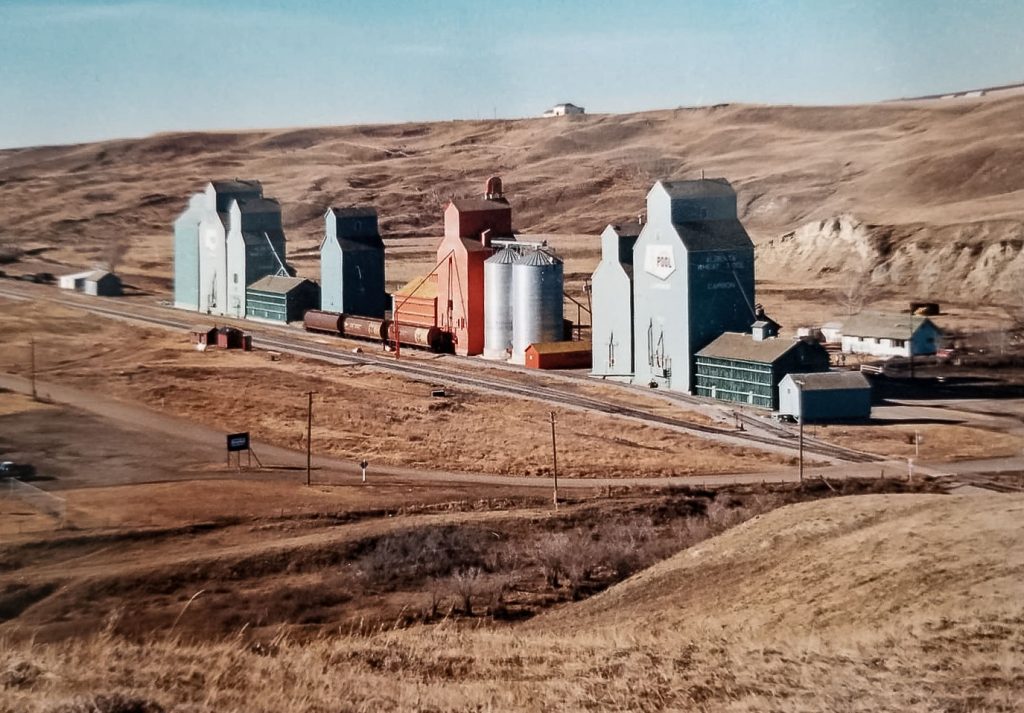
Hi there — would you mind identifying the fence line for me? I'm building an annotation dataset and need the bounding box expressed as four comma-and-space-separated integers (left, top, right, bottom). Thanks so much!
3, 477, 66, 524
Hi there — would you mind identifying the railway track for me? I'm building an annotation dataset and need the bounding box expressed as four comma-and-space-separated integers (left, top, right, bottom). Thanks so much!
0, 284, 882, 463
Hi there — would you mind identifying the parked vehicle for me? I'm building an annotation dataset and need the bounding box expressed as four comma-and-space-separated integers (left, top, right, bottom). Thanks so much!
0, 461, 37, 478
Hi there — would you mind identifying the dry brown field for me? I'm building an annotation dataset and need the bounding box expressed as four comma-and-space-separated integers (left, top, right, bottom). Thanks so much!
1, 492, 1020, 712
0, 299, 795, 480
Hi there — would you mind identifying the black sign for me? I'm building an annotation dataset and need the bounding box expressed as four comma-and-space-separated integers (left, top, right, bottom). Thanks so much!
226, 432, 250, 452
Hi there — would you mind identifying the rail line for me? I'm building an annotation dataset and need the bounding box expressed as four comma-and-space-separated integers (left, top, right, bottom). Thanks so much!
0, 284, 881, 463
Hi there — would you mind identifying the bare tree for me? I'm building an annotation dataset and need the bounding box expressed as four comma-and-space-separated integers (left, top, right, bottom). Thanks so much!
834, 260, 875, 317
450, 567, 481, 615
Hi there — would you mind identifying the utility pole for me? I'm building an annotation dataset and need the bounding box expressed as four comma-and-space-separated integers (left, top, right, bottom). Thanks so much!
30, 337, 37, 401
305, 391, 315, 486
908, 312, 915, 379
915, 430, 920, 459
549, 411, 559, 510
795, 379, 805, 484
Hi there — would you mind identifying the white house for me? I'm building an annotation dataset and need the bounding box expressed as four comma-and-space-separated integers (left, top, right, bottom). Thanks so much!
820, 321, 844, 344
840, 312, 941, 358
543, 103, 585, 117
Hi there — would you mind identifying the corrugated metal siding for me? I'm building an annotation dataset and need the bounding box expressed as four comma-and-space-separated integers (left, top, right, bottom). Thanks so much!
246, 290, 288, 322
247, 282, 318, 323
694, 356, 774, 408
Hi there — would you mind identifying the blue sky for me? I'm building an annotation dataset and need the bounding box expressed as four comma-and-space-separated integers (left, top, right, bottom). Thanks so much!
1, 0, 1022, 148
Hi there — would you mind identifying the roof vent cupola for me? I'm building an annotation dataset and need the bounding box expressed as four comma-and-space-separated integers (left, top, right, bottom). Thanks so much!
485, 176, 504, 200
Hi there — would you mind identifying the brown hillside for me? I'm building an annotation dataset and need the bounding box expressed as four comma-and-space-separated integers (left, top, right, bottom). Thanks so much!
3, 494, 1021, 711
1, 95, 1023, 299
550, 493, 1024, 635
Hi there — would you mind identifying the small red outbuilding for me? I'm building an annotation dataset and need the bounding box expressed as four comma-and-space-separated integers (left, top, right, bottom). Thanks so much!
524, 341, 592, 370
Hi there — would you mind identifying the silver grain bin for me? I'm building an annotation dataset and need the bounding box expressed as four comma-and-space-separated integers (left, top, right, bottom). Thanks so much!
511, 249, 564, 364
483, 247, 518, 360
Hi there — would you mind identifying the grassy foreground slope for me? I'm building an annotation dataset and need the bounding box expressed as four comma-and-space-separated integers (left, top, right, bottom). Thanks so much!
2, 494, 1021, 712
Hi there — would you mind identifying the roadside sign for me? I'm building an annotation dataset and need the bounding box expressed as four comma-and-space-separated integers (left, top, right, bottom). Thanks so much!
226, 432, 250, 452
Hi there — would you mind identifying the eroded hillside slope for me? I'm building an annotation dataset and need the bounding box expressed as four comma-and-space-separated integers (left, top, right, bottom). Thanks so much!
1, 95, 1023, 300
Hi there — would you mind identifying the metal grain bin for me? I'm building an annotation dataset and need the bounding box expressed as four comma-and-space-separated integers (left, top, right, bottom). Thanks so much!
510, 249, 564, 364
483, 247, 518, 359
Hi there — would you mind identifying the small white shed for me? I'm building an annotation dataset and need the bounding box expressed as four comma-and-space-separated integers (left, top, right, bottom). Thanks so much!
779, 371, 872, 422
58, 270, 93, 291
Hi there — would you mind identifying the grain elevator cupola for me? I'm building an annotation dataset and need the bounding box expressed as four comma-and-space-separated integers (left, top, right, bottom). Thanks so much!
485, 176, 504, 201
751, 304, 781, 342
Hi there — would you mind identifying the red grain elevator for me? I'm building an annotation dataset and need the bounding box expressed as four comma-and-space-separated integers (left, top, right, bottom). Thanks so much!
436, 177, 514, 356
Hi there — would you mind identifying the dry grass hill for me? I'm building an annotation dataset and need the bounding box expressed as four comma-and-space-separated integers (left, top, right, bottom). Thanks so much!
1, 94, 1023, 302
2, 493, 1021, 711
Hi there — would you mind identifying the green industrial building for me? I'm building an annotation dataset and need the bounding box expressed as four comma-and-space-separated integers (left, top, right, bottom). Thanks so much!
245, 276, 320, 323
694, 324, 830, 410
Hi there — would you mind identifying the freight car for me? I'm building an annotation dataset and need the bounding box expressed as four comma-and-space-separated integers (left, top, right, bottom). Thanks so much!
303, 310, 452, 353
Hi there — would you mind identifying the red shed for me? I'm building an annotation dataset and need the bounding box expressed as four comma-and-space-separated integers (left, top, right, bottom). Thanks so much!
436, 176, 513, 356
190, 325, 218, 346
524, 341, 593, 370
216, 326, 246, 350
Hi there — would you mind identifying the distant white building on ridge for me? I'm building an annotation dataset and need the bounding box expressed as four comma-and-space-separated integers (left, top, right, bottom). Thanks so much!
543, 102, 585, 117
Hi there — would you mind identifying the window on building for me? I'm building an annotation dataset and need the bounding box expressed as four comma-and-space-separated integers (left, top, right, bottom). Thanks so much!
873, 338, 880, 344
893, 339, 906, 348
233, 273, 238, 284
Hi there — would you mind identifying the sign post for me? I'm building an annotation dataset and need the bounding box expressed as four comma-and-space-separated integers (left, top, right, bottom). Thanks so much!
305, 391, 316, 486
226, 432, 250, 469
549, 412, 559, 510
